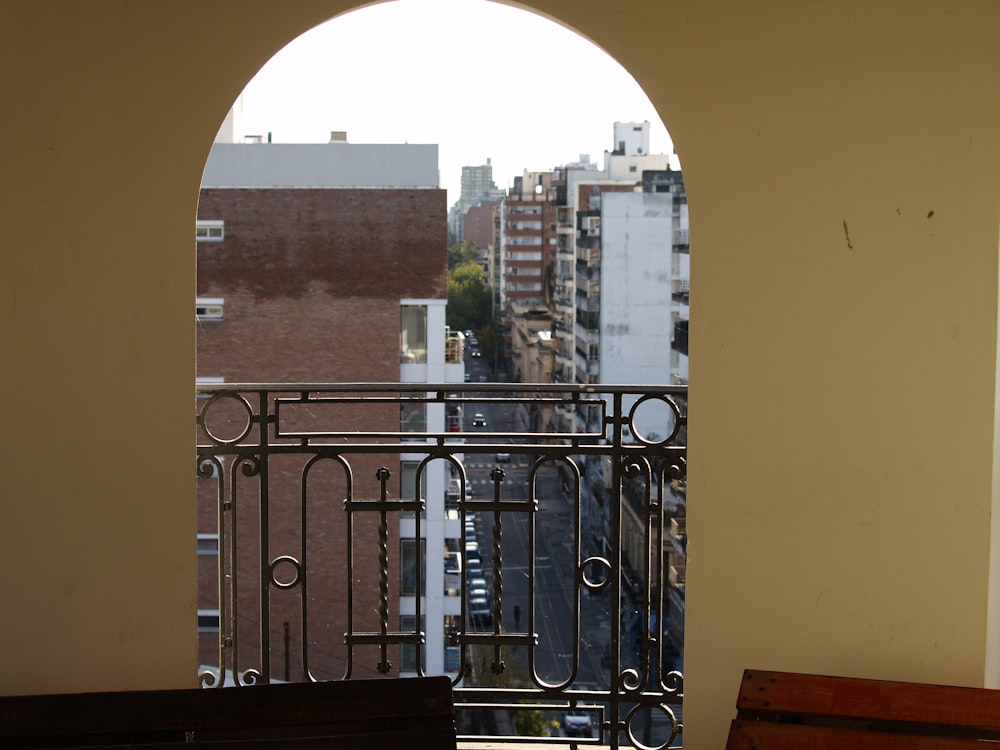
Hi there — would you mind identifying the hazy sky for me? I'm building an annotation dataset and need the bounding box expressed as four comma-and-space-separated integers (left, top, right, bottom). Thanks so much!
235, 0, 676, 204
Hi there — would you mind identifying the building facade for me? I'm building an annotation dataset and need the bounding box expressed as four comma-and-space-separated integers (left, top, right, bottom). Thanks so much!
196, 142, 462, 681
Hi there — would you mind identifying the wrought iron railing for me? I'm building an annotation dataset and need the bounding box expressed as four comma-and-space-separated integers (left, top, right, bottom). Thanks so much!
196, 383, 686, 749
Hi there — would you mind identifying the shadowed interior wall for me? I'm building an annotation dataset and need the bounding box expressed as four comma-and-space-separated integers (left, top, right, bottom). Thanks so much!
2, 3, 1000, 749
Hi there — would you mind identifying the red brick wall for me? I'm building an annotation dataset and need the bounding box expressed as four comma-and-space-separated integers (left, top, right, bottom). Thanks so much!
462, 200, 498, 250
195, 186, 446, 681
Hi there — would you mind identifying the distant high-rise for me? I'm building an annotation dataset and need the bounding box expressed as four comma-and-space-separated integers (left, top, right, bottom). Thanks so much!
610, 120, 651, 156
460, 159, 495, 201
449, 159, 502, 240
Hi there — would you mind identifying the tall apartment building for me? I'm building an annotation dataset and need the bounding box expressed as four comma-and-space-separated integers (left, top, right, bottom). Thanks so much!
196, 141, 463, 682
461, 159, 494, 200
448, 159, 502, 240
498, 170, 557, 362
549, 125, 689, 673
574, 166, 689, 674
549, 127, 672, 394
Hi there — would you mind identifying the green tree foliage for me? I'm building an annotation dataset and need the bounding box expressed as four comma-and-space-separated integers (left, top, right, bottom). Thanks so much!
448, 241, 479, 271
447, 243, 491, 334
469, 646, 552, 738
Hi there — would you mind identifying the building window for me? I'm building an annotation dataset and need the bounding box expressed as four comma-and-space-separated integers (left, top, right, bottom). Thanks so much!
400, 461, 427, 519
400, 615, 426, 672
196, 220, 225, 242
400, 402, 426, 435
197, 609, 220, 633
444, 615, 460, 672
401, 538, 426, 597
673, 319, 689, 355
197, 533, 220, 555
196, 298, 224, 320
401, 306, 427, 363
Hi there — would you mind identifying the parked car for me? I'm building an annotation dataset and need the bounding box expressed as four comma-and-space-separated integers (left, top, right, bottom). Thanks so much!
471, 413, 487, 427
467, 579, 489, 600
468, 595, 492, 629
561, 711, 594, 737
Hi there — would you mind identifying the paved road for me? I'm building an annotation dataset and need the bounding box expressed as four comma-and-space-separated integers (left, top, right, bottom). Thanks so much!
460, 381, 610, 690
457, 354, 680, 745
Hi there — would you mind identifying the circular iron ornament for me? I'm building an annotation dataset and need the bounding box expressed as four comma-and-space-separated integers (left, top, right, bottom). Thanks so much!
620, 666, 642, 692
199, 392, 254, 446
198, 669, 220, 688
626, 394, 682, 446
197, 456, 221, 479
269, 555, 301, 589
241, 668, 262, 686
624, 701, 680, 750
240, 454, 261, 477
581, 555, 612, 591
623, 460, 644, 478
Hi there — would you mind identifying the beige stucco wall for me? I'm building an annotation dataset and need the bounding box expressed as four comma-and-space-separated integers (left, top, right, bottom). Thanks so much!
2, 2, 1000, 748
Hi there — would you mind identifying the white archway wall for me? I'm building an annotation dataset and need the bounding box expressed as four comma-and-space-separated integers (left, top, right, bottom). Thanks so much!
3, 3, 1000, 749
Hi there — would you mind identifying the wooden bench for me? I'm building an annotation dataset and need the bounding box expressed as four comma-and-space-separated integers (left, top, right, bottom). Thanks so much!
727, 668, 1000, 749
0, 675, 455, 749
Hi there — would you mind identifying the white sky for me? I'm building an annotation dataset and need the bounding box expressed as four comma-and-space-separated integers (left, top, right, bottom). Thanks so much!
235, 0, 676, 205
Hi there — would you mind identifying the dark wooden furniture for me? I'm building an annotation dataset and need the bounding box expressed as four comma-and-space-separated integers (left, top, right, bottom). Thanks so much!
0, 675, 455, 749
727, 668, 1000, 749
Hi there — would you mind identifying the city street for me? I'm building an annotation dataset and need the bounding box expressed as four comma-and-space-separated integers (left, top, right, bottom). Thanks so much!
458, 348, 679, 745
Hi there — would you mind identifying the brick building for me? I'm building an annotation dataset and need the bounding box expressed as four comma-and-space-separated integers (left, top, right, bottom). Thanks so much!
195, 143, 458, 682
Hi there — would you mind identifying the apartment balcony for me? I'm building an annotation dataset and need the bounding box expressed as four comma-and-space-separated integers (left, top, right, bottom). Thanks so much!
576, 246, 601, 268
554, 294, 574, 317
445, 328, 465, 364
196, 383, 686, 749
670, 517, 687, 543
669, 563, 686, 590
576, 277, 600, 298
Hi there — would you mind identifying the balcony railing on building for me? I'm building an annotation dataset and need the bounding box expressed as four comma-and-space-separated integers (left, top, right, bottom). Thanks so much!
196, 383, 686, 749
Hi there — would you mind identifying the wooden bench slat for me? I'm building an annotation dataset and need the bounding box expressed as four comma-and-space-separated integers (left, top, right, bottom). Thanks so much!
1, 676, 455, 749
737, 668, 1000, 733
728, 719, 996, 750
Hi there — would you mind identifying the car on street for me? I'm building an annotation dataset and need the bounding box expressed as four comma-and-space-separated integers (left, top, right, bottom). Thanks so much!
464, 373, 471, 382
471, 350, 481, 358
471, 413, 487, 427
468, 595, 492, 629
495, 451, 510, 463
467, 578, 489, 600
478, 375, 488, 382
561, 711, 594, 737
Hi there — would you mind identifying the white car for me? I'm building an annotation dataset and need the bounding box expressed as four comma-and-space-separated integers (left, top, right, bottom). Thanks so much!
561, 711, 594, 737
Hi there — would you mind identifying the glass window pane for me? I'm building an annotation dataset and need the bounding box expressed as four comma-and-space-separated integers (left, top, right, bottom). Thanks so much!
401, 306, 427, 363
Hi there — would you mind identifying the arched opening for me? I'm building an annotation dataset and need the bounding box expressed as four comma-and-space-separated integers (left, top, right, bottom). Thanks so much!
10, 5, 1000, 750
195, 1, 687, 745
